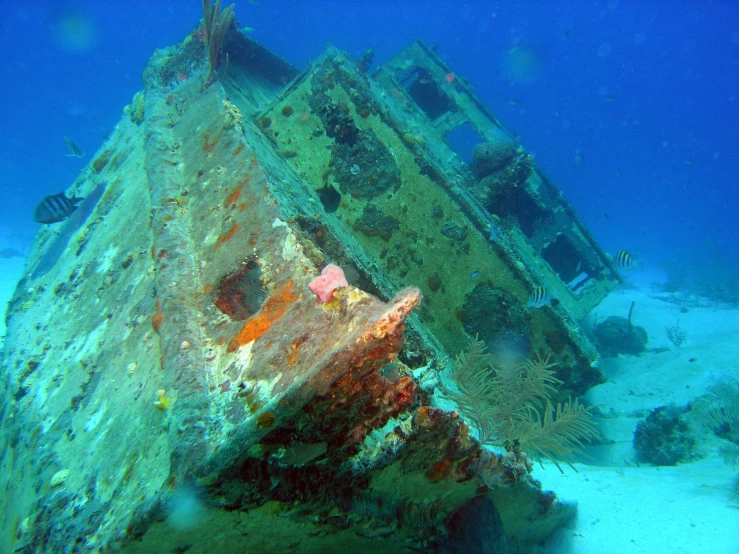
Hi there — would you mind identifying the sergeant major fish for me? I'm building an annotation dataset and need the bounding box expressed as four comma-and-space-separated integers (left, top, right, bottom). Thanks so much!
34, 192, 83, 224
616, 249, 634, 270
64, 136, 85, 158
526, 286, 552, 309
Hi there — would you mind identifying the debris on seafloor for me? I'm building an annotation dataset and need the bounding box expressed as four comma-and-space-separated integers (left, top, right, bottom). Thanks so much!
0, 5, 620, 553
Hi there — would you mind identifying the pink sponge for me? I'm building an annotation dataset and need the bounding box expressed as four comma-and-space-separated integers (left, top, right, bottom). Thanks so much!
309, 264, 349, 303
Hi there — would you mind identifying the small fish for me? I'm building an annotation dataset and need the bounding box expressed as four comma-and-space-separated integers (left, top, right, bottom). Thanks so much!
526, 286, 552, 309
418, 78, 433, 85
684, 158, 695, 165
64, 136, 84, 158
604, 95, 617, 102
243, 26, 255, 33
575, 149, 585, 166
471, 271, 479, 278
34, 192, 83, 224
616, 249, 634, 270
508, 98, 521, 106
615, 171, 623, 177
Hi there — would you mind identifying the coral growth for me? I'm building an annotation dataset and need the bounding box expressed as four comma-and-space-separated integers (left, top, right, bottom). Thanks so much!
201, 0, 235, 83
593, 316, 647, 357
460, 283, 531, 361
154, 389, 171, 410
633, 405, 698, 466
471, 138, 517, 179
441, 337, 598, 471
129, 92, 145, 126
353, 205, 400, 241
309, 264, 349, 303
694, 381, 739, 470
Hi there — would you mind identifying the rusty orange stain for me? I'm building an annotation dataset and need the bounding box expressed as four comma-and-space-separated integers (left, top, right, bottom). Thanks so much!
426, 459, 453, 482
287, 334, 309, 366
227, 280, 298, 352
202, 133, 218, 154
232, 144, 245, 156
152, 300, 163, 332
223, 186, 243, 208
215, 224, 240, 249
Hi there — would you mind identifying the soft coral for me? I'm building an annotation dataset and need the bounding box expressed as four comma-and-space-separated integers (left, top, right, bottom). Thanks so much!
309, 264, 349, 303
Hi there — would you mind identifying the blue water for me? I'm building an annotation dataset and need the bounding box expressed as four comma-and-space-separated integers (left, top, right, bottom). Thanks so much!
1, 1, 737, 273
1, 2, 738, 551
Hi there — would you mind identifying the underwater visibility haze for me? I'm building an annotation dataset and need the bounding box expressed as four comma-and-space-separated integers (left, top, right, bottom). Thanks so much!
0, 1, 738, 553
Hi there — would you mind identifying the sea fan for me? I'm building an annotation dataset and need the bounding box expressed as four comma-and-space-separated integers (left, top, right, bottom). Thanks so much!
441, 337, 598, 471
695, 381, 739, 430
719, 444, 739, 469
441, 337, 501, 445
515, 398, 599, 472
694, 380, 739, 476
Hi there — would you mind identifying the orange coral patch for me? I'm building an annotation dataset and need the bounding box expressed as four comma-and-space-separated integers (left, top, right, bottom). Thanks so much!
223, 186, 243, 208
215, 224, 240, 249
227, 280, 298, 352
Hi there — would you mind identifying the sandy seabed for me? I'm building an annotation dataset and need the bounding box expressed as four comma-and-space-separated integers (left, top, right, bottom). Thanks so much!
538, 270, 739, 554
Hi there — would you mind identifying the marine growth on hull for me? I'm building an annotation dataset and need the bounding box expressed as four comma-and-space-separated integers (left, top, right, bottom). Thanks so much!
0, 4, 624, 553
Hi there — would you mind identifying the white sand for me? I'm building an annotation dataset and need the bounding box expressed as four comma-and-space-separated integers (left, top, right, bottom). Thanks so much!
537, 270, 739, 553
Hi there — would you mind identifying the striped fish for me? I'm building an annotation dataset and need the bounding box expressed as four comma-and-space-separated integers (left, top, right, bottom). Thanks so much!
526, 286, 552, 309
34, 193, 82, 224
575, 149, 584, 166
616, 249, 634, 270
64, 136, 85, 158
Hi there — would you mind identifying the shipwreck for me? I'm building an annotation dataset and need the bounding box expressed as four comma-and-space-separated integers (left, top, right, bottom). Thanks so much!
0, 4, 620, 553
